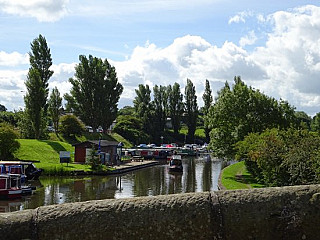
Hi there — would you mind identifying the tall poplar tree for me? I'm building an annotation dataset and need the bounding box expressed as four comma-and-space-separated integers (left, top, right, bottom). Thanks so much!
167, 83, 184, 134
65, 55, 123, 132
48, 87, 62, 133
24, 34, 53, 139
133, 84, 153, 137
184, 79, 198, 143
153, 85, 168, 134
202, 79, 213, 143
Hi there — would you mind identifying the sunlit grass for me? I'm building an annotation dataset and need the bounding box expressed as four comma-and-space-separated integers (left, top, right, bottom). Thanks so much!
221, 161, 265, 190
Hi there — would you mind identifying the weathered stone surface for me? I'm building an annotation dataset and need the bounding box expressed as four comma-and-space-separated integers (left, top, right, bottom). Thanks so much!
36, 192, 215, 240
0, 185, 320, 240
215, 185, 320, 240
0, 209, 34, 240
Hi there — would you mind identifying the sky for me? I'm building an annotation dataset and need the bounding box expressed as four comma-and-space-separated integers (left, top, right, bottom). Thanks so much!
0, 0, 320, 116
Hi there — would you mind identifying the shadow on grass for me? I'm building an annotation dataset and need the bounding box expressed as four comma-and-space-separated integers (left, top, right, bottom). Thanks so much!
225, 174, 265, 188
40, 140, 68, 154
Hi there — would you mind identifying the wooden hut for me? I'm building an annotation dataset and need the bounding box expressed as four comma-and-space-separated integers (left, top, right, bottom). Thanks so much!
73, 140, 119, 165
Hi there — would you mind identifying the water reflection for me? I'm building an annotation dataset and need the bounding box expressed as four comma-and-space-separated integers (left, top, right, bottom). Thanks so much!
1, 156, 222, 212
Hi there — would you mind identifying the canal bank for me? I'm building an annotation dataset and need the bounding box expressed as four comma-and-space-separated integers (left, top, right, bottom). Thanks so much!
69, 160, 160, 176
103, 160, 160, 175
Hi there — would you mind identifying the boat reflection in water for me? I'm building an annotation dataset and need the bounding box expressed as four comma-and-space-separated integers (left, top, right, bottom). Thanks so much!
1, 156, 222, 212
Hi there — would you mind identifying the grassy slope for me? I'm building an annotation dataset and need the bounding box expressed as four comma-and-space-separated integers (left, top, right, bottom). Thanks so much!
221, 161, 265, 190
14, 139, 91, 173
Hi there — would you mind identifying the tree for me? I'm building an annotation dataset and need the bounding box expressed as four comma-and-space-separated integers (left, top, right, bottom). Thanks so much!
60, 115, 85, 137
208, 76, 297, 158
295, 111, 312, 130
113, 115, 149, 145
153, 85, 168, 140
24, 34, 53, 139
0, 123, 20, 159
0, 104, 7, 112
167, 83, 184, 134
65, 55, 123, 132
311, 112, 320, 132
118, 106, 136, 116
133, 84, 153, 138
184, 79, 198, 143
236, 128, 320, 186
48, 87, 62, 133
202, 79, 213, 143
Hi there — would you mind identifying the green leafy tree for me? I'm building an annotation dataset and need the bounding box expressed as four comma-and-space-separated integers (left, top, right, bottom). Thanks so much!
118, 106, 136, 116
65, 55, 123, 132
184, 79, 198, 143
48, 87, 62, 133
24, 34, 53, 139
208, 76, 297, 158
202, 79, 213, 143
0, 104, 7, 112
153, 85, 168, 141
133, 84, 153, 138
167, 83, 184, 134
87, 144, 102, 171
113, 115, 149, 145
60, 114, 85, 137
0, 111, 19, 126
311, 112, 320, 132
0, 123, 20, 160
236, 128, 320, 186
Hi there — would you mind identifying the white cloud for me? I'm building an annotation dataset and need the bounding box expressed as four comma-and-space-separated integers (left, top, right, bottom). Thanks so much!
1, 5, 320, 116
228, 11, 253, 24
0, 0, 69, 22
239, 31, 257, 47
0, 51, 29, 66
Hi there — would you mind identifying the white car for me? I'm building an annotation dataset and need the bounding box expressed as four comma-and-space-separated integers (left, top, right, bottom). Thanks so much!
85, 126, 93, 133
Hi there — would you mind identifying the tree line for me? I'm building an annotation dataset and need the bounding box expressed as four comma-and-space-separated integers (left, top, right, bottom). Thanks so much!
1, 33, 320, 187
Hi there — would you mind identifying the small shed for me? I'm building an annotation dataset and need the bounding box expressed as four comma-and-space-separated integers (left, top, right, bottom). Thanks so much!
73, 140, 119, 165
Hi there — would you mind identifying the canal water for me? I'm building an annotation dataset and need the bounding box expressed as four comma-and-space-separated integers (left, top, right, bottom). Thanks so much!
0, 156, 222, 213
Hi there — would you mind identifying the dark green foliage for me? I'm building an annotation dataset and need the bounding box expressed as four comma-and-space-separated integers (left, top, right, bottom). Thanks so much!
87, 144, 102, 171
48, 87, 62, 133
0, 111, 19, 127
0, 123, 20, 160
311, 112, 320, 132
184, 79, 198, 143
60, 115, 85, 137
113, 115, 149, 145
118, 106, 136, 116
133, 84, 153, 138
236, 128, 320, 186
295, 111, 311, 130
167, 83, 184, 134
24, 34, 53, 139
153, 85, 168, 141
65, 55, 123, 132
202, 79, 213, 142
208, 76, 297, 158
0, 104, 7, 112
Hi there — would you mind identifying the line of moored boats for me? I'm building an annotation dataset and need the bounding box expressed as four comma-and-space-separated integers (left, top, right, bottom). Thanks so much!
0, 161, 42, 199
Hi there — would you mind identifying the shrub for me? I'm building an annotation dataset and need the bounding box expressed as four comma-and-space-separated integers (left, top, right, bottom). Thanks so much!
0, 123, 20, 159
60, 115, 85, 137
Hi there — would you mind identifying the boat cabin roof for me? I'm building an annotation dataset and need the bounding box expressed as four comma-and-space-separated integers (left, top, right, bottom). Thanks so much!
0, 161, 33, 165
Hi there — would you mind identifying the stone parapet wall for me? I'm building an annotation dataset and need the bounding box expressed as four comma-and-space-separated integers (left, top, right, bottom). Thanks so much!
1, 185, 320, 240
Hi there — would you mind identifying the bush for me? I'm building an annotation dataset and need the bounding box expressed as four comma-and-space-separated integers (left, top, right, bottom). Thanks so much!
236, 128, 320, 186
60, 115, 85, 137
0, 123, 20, 159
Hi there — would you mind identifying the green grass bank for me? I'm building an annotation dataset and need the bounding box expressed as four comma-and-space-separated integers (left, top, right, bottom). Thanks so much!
14, 139, 92, 175
220, 161, 265, 190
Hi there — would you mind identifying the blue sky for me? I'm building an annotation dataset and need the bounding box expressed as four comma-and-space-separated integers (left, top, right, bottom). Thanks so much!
0, 0, 320, 116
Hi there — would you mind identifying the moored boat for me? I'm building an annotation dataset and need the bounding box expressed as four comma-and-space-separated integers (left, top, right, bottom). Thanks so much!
168, 155, 183, 173
0, 161, 42, 181
0, 174, 22, 199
